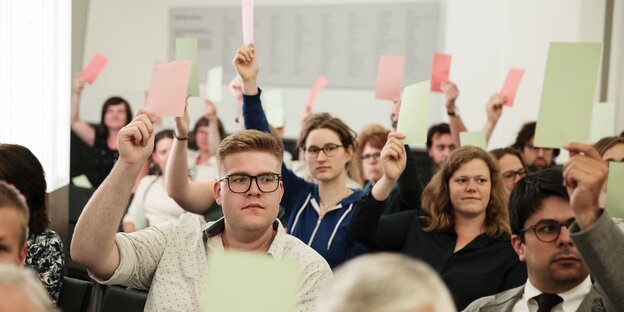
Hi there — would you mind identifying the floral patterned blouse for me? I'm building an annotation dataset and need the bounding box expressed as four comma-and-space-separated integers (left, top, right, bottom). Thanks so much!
26, 228, 65, 302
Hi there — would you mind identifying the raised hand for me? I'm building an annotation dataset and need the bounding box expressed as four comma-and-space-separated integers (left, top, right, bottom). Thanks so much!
73, 73, 86, 95
175, 101, 191, 138
233, 44, 258, 82
441, 81, 459, 113
117, 107, 157, 166
562, 143, 609, 228
381, 132, 407, 181
486, 92, 505, 124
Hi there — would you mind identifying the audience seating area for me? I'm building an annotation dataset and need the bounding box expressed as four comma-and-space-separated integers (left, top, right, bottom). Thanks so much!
58, 277, 147, 312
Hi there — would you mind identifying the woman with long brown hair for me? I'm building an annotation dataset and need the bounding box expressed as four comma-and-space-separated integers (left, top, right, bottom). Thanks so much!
349, 132, 526, 310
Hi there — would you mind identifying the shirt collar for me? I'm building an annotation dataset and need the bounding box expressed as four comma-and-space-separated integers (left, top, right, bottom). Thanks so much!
522, 276, 592, 312
203, 218, 287, 259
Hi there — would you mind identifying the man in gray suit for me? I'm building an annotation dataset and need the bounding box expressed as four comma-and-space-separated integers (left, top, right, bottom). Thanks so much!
464, 143, 610, 312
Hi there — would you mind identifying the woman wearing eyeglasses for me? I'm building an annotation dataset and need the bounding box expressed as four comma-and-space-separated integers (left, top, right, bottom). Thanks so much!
234, 44, 369, 268
489, 148, 527, 195
358, 124, 389, 193
349, 133, 526, 310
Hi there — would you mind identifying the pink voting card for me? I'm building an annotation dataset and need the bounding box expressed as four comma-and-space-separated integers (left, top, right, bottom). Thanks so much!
375, 55, 405, 100
431, 53, 451, 92
500, 69, 525, 107
146, 60, 192, 117
306, 75, 328, 112
242, 0, 254, 44
82, 53, 108, 85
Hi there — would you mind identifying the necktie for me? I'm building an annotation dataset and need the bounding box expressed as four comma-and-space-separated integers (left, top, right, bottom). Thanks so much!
533, 293, 563, 312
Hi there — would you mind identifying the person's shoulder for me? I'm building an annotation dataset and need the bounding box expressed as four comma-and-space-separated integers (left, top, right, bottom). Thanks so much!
28, 228, 62, 245
462, 285, 523, 312
281, 234, 331, 270
151, 213, 208, 237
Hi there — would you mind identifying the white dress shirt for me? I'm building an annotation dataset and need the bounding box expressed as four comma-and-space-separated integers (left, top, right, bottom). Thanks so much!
512, 276, 592, 312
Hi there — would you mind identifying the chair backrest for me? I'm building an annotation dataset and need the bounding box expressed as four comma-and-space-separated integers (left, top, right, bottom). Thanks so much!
99, 286, 148, 312
57, 277, 93, 312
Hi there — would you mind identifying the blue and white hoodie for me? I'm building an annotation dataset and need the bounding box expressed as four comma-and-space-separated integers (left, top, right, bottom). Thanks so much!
243, 90, 369, 268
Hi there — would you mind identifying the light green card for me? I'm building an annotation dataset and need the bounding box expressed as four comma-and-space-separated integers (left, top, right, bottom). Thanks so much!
263, 89, 285, 128
203, 250, 300, 312
460, 131, 487, 149
590, 102, 615, 142
607, 162, 624, 218
206, 66, 223, 102
175, 38, 200, 97
534, 42, 602, 148
396, 80, 430, 145
71, 174, 92, 189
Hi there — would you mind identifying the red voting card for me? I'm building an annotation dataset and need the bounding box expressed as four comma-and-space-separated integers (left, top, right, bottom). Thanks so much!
146, 60, 192, 118
242, 0, 254, 44
375, 55, 405, 100
500, 69, 525, 107
306, 75, 328, 112
82, 53, 108, 85
431, 53, 451, 92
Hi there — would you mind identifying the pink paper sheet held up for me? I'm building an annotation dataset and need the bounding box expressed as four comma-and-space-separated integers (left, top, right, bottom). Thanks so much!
431, 53, 451, 92
82, 53, 108, 85
306, 75, 328, 112
500, 69, 525, 107
146, 60, 192, 118
375, 55, 405, 100
242, 0, 254, 44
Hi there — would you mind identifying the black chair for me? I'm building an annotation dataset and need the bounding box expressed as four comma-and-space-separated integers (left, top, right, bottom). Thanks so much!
57, 277, 93, 312
99, 286, 148, 312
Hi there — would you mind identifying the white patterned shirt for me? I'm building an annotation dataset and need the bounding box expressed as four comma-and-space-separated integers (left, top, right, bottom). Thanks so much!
90, 214, 332, 311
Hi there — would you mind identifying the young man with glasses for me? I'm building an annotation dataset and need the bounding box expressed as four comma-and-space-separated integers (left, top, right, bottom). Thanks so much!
71, 109, 332, 311
464, 148, 611, 311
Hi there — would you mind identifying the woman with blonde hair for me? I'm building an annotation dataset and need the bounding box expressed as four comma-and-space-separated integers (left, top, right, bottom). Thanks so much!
349, 132, 526, 310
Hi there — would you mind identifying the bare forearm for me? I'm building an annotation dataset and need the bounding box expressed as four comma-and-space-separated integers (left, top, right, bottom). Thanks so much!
71, 92, 81, 123
71, 161, 143, 277
483, 120, 497, 144
207, 119, 221, 156
242, 78, 258, 96
166, 139, 192, 204
448, 115, 466, 147
371, 176, 397, 201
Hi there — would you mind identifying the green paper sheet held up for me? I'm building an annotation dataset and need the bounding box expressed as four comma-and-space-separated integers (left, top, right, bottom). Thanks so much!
176, 38, 200, 97
396, 80, 430, 145
534, 42, 602, 148
203, 250, 300, 312
460, 131, 487, 150
607, 162, 624, 218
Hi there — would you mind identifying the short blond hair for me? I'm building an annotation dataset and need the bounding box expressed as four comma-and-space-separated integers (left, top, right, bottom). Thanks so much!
216, 130, 283, 174
317, 253, 456, 312
0, 180, 30, 247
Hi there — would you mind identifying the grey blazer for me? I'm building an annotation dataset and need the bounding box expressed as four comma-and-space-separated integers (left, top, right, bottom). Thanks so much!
570, 211, 624, 309
462, 284, 607, 312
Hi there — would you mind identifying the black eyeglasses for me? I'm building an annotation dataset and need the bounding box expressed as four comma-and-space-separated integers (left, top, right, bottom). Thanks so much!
218, 173, 281, 194
361, 152, 381, 161
518, 218, 575, 242
501, 168, 526, 181
304, 144, 344, 158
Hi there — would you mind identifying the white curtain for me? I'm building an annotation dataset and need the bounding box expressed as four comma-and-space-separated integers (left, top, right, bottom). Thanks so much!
0, 0, 71, 191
